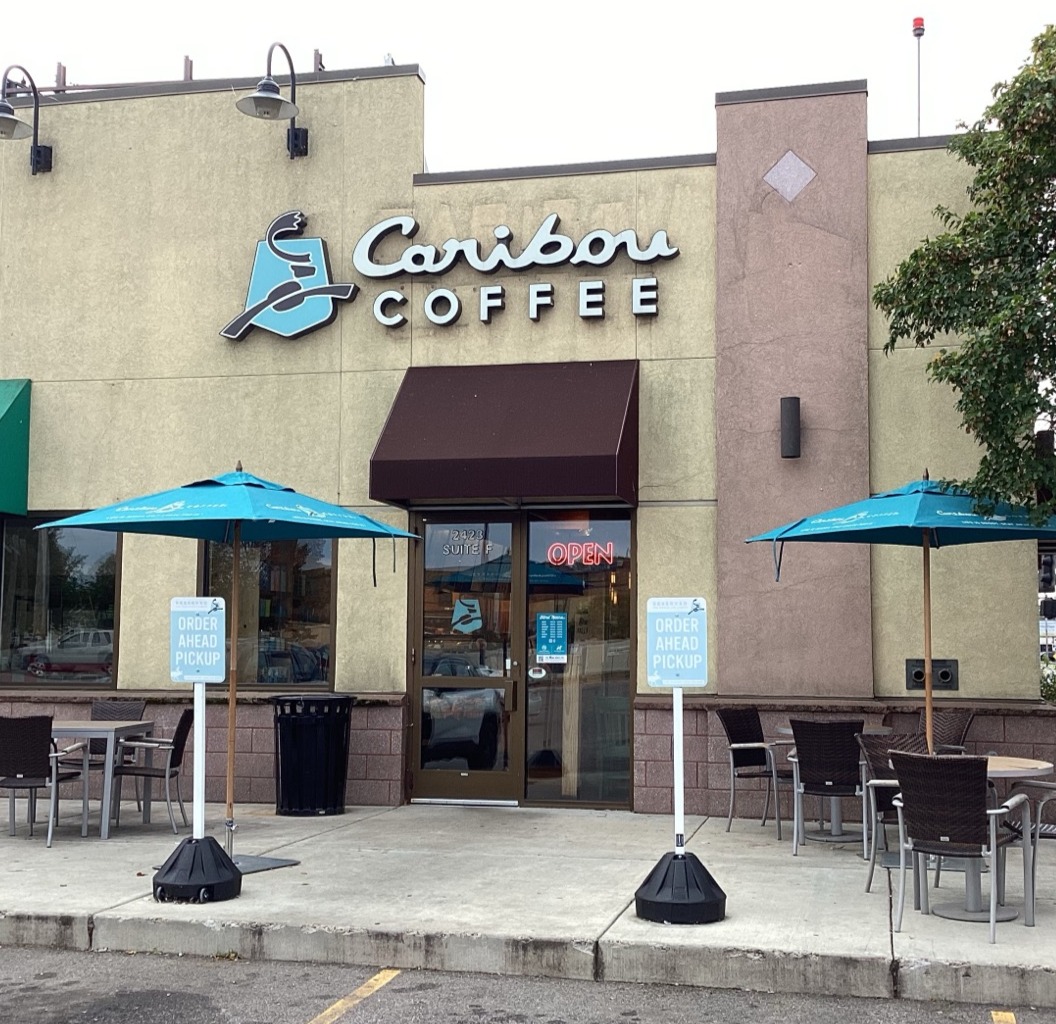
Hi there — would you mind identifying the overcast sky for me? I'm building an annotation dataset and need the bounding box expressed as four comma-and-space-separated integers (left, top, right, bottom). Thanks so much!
3, 0, 1053, 172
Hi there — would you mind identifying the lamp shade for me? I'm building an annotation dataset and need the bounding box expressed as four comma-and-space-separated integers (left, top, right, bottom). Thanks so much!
0, 99, 32, 140
235, 76, 299, 120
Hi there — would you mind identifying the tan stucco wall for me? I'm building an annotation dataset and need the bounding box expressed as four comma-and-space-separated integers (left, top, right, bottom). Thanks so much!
0, 73, 424, 691
404, 167, 717, 696
868, 147, 1039, 700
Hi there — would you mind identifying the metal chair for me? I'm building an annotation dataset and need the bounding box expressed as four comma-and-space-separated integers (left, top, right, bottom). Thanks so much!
1009, 779, 1056, 899
788, 719, 864, 856
890, 750, 1033, 944
0, 715, 86, 847
110, 708, 193, 834
715, 707, 794, 840
856, 731, 929, 891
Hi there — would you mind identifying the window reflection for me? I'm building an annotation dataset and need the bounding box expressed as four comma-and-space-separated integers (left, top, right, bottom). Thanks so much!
206, 538, 331, 686
526, 513, 631, 803
1, 520, 117, 685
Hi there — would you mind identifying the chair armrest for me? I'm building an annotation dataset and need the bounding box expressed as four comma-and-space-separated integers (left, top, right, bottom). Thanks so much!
117, 738, 171, 751
766, 739, 796, 748
866, 778, 898, 790
50, 740, 87, 760
935, 744, 966, 754
993, 791, 1031, 816
728, 742, 767, 750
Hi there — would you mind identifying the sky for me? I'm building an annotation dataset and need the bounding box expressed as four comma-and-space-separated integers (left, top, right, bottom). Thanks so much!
2, 0, 1053, 173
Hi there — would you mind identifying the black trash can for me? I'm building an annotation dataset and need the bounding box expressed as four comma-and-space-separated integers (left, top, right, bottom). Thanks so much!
271, 694, 353, 815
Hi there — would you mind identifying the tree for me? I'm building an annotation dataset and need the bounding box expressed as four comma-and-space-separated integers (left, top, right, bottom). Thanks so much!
873, 25, 1056, 520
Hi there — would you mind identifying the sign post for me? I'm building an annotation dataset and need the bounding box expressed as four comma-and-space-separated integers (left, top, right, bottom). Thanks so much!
152, 597, 242, 903
635, 597, 725, 924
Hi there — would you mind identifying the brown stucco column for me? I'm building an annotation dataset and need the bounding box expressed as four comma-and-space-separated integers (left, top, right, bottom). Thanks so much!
715, 81, 872, 697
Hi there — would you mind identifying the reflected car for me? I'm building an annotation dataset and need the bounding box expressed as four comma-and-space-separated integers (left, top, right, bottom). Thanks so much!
23, 629, 113, 677
258, 643, 323, 684
421, 651, 502, 769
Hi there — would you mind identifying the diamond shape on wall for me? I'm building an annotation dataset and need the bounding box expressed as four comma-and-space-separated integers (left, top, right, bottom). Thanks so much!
763, 151, 816, 202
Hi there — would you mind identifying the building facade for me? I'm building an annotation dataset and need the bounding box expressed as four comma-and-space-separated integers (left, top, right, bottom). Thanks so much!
1, 66, 1051, 816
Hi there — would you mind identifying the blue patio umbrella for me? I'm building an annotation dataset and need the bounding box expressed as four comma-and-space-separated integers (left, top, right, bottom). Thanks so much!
746, 473, 1056, 751
38, 465, 416, 852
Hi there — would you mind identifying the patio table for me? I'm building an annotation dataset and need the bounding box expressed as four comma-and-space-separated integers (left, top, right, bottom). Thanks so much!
50, 720, 154, 839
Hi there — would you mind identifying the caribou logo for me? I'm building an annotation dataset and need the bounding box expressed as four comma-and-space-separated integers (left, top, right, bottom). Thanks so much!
221, 211, 357, 341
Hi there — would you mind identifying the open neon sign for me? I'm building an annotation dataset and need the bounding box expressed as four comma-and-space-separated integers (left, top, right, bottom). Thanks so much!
547, 542, 614, 567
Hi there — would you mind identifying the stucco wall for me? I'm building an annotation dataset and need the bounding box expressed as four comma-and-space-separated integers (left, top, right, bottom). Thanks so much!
407, 167, 717, 696
0, 72, 424, 693
868, 147, 1039, 700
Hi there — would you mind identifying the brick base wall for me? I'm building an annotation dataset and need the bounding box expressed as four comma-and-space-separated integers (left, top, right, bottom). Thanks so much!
0, 692, 408, 809
632, 696, 1056, 821
4, 692, 1053, 818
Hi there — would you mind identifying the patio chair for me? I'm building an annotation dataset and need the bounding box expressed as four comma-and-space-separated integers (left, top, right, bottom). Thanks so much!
1009, 779, 1056, 898
923, 707, 975, 753
0, 715, 86, 848
856, 731, 929, 892
715, 707, 794, 840
110, 708, 192, 834
788, 719, 864, 856
890, 750, 1033, 944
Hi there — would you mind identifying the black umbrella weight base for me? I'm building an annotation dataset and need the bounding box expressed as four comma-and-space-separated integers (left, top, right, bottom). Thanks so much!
153, 837, 243, 903
635, 852, 726, 924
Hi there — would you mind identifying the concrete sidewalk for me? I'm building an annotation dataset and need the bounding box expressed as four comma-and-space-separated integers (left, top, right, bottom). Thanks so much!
1, 800, 1053, 1007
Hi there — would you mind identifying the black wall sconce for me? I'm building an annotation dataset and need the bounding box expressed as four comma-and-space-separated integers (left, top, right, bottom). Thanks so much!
780, 396, 801, 459
0, 65, 53, 174
235, 42, 308, 159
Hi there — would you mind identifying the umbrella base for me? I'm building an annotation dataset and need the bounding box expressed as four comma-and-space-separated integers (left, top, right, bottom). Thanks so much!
635, 852, 726, 924
153, 837, 243, 903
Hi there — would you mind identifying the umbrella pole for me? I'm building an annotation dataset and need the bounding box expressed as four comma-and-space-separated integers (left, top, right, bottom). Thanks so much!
922, 530, 934, 754
226, 522, 240, 855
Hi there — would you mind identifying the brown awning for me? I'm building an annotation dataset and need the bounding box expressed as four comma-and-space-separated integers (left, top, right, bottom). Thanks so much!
370, 360, 639, 507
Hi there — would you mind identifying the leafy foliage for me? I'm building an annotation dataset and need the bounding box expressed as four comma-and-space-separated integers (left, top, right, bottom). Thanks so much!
873, 26, 1056, 520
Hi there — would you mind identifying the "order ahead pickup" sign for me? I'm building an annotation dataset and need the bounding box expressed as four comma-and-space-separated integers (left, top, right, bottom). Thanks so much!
170, 596, 226, 684
645, 596, 708, 688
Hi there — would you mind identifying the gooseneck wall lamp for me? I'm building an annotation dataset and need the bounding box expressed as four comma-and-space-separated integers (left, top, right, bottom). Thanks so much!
235, 42, 308, 159
0, 65, 53, 174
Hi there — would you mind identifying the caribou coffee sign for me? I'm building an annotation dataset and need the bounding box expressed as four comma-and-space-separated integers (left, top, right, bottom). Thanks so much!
222, 210, 679, 341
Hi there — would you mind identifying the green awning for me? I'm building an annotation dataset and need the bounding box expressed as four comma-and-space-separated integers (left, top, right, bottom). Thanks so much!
0, 379, 31, 516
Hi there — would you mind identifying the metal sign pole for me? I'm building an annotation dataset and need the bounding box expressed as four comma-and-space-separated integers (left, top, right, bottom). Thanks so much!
193, 679, 206, 839
672, 685, 685, 855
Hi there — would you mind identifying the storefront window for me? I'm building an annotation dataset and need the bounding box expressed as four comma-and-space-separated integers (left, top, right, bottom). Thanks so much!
1, 518, 117, 685
205, 539, 332, 687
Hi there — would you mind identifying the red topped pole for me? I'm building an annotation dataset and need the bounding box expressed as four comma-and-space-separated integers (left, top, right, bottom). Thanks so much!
913, 17, 925, 136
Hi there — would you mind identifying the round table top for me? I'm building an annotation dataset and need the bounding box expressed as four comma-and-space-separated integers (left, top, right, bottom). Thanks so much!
986, 756, 1055, 779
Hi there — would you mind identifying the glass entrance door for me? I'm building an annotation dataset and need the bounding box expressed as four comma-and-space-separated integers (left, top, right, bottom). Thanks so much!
409, 511, 632, 806
411, 517, 524, 801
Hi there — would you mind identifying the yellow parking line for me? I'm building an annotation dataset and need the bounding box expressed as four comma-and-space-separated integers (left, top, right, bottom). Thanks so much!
991, 1012, 1016, 1024
307, 968, 401, 1024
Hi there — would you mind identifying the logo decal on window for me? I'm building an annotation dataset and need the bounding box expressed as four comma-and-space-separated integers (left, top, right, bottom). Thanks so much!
221, 210, 357, 341
451, 597, 483, 634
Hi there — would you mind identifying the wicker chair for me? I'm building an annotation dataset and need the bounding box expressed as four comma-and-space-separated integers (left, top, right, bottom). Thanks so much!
110, 708, 193, 834
788, 719, 864, 856
890, 751, 1034, 944
922, 707, 975, 753
715, 708, 794, 840
0, 715, 86, 847
856, 731, 929, 892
